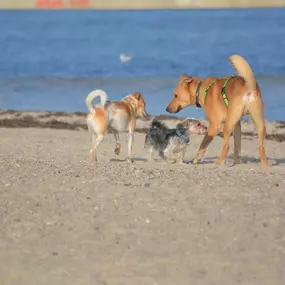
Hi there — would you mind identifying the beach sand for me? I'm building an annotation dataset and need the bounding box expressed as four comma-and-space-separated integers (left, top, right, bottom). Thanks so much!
1, 112, 285, 285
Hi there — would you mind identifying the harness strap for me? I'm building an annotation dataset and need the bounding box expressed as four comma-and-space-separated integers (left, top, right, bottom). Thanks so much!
195, 80, 203, 108
204, 78, 219, 104
203, 75, 238, 107
221, 75, 238, 107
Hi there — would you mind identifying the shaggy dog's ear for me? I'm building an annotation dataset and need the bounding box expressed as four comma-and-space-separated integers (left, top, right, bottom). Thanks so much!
176, 123, 185, 130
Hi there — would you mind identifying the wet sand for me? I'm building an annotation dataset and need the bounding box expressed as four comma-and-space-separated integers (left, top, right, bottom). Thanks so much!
1, 110, 285, 141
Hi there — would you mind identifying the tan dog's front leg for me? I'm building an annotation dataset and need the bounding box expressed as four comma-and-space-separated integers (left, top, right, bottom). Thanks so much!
193, 122, 219, 164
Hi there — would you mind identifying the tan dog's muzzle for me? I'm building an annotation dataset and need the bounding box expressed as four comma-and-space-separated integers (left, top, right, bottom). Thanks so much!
166, 101, 182, 113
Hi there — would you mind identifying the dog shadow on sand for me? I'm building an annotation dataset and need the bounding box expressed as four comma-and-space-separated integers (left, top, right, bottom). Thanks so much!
109, 157, 211, 165
109, 157, 147, 163
109, 155, 285, 167
201, 156, 285, 167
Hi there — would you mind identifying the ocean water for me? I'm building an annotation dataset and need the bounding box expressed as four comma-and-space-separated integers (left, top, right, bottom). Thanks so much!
0, 8, 285, 120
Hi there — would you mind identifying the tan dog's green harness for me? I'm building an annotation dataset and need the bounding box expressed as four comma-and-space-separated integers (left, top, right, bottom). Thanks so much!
195, 75, 238, 108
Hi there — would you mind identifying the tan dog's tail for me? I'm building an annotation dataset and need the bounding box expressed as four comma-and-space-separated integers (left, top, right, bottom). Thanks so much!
229, 54, 257, 94
85, 89, 108, 114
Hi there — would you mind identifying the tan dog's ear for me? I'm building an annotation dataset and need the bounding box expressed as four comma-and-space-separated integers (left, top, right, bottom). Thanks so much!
183, 77, 193, 84
134, 92, 141, 100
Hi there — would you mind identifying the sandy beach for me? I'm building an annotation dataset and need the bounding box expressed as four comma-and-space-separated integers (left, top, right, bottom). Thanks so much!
1, 111, 285, 285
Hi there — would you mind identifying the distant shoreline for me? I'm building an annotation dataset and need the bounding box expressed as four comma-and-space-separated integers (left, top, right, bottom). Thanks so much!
1, 109, 285, 142
0, 0, 284, 10
0, 6, 284, 10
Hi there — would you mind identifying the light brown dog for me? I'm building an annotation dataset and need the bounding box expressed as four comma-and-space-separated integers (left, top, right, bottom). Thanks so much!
166, 54, 268, 167
85, 89, 149, 163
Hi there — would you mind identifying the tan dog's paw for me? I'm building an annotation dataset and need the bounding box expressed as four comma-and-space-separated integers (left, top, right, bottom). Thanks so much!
215, 158, 225, 166
192, 158, 199, 164
261, 161, 269, 168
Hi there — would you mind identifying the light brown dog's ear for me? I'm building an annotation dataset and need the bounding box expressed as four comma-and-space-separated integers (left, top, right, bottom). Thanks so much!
134, 92, 141, 100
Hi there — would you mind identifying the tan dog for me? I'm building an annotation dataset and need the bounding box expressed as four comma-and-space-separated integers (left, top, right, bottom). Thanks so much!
166, 54, 268, 167
85, 89, 149, 163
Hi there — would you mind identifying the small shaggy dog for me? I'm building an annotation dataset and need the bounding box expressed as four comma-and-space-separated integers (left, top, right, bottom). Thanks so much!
144, 120, 190, 164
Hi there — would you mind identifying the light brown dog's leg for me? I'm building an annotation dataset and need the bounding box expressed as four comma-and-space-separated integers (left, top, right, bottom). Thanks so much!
216, 105, 244, 166
90, 133, 97, 163
248, 102, 269, 167
127, 131, 134, 163
110, 129, 121, 156
232, 120, 242, 165
193, 122, 219, 164
90, 134, 104, 163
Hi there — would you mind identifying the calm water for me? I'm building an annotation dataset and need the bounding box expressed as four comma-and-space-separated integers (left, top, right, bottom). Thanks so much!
0, 8, 285, 120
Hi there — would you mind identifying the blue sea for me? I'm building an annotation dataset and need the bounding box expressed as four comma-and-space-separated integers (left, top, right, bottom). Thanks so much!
0, 8, 285, 120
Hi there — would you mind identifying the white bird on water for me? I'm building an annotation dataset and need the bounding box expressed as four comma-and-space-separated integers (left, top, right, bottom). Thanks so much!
119, 53, 133, 63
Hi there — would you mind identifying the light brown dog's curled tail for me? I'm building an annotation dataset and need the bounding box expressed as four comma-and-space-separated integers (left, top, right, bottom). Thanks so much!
229, 54, 258, 94
85, 89, 108, 114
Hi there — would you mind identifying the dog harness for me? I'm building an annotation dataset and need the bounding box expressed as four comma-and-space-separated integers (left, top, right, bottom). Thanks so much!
203, 78, 219, 104
220, 76, 238, 107
197, 75, 238, 107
